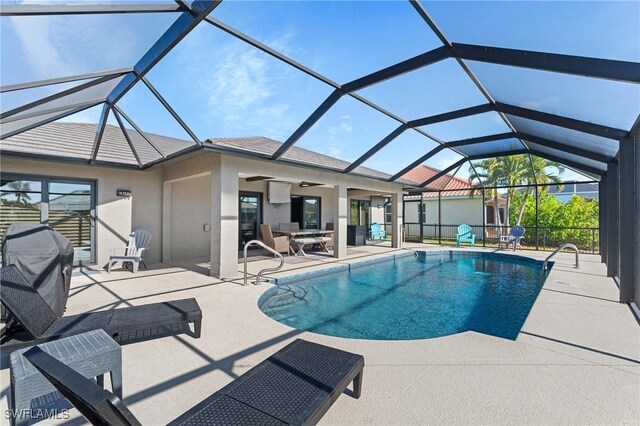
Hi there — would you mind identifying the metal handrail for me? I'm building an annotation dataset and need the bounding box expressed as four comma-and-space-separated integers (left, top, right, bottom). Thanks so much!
543, 243, 579, 270
243, 240, 285, 286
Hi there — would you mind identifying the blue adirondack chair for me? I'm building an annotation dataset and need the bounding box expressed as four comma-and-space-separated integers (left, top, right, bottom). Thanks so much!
370, 222, 386, 241
501, 225, 525, 251
456, 224, 475, 247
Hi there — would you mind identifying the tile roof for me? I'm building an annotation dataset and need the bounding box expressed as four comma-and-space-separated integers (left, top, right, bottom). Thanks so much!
2, 122, 407, 184
401, 164, 477, 199
1, 122, 192, 165
208, 136, 392, 180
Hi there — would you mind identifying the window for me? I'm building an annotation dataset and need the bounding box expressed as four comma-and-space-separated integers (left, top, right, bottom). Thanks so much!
385, 202, 392, 224
0, 175, 95, 266
421, 202, 427, 224
291, 196, 321, 229
486, 205, 495, 224
350, 200, 370, 226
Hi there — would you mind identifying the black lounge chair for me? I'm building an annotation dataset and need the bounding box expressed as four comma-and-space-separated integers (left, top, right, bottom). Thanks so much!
0, 265, 202, 351
23, 338, 364, 425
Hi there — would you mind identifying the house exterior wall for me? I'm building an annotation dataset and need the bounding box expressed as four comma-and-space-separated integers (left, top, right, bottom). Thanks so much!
404, 196, 484, 238
0, 157, 163, 266
170, 175, 211, 260
1, 150, 404, 274
240, 180, 335, 230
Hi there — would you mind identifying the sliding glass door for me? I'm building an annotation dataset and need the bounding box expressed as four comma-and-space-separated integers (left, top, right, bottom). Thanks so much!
291, 196, 321, 229
0, 174, 96, 266
48, 181, 94, 265
239, 192, 262, 250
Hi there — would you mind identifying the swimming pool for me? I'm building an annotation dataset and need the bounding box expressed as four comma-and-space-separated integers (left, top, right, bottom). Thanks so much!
259, 251, 550, 340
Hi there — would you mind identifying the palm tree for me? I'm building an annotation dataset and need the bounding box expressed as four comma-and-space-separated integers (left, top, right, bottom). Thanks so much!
0, 181, 32, 205
514, 156, 565, 225
469, 155, 565, 227
468, 158, 505, 227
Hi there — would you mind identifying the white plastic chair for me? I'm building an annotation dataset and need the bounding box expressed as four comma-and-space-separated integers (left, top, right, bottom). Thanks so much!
107, 229, 152, 273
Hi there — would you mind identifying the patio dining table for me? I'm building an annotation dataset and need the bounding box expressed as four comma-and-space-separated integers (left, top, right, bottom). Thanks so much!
274, 229, 334, 256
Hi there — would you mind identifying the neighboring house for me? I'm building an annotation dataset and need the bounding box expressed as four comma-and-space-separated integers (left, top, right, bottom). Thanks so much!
1, 122, 408, 277
399, 165, 507, 239
49, 191, 91, 211
542, 181, 598, 202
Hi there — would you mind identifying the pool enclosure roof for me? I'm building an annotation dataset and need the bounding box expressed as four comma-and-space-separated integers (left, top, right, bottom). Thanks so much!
1, 1, 639, 190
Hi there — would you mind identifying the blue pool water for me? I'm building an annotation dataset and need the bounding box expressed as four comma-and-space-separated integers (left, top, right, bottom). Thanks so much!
259, 251, 549, 340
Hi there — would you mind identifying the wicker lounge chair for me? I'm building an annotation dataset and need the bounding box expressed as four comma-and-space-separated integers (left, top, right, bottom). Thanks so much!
0, 265, 202, 351
23, 338, 364, 426
261, 224, 291, 255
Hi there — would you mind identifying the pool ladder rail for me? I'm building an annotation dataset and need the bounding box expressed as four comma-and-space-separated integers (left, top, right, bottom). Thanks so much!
543, 243, 579, 271
243, 239, 285, 286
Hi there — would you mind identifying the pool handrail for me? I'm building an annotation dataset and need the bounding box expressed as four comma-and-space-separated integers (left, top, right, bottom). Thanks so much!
543, 243, 579, 271
243, 239, 285, 286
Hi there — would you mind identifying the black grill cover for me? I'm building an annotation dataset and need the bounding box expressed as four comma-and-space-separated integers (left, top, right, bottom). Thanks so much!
2, 224, 74, 317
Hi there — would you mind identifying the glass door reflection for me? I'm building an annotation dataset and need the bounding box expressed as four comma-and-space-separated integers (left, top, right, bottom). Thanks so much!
239, 192, 262, 250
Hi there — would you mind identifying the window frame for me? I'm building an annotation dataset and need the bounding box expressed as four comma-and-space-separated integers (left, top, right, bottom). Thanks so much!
1, 172, 97, 265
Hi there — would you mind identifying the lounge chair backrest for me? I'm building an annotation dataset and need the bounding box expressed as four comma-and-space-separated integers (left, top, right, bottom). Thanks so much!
24, 347, 142, 426
510, 226, 525, 238
325, 222, 334, 231
279, 223, 290, 231
457, 224, 472, 236
260, 224, 275, 247
371, 222, 381, 233
0, 265, 59, 338
126, 230, 152, 257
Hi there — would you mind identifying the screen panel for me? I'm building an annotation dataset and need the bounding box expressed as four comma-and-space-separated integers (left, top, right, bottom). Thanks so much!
356, 58, 488, 120
456, 138, 524, 157
427, 1, 640, 62
290, 94, 401, 165
2, 76, 124, 123
145, 22, 334, 149
526, 141, 607, 173
357, 129, 440, 177
117, 79, 194, 144
469, 61, 640, 130
0, 104, 105, 160
212, 0, 443, 83
420, 111, 511, 141
507, 115, 619, 159
0, 13, 178, 86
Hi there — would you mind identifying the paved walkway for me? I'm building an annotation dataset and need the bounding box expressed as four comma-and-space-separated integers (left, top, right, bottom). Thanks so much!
1, 244, 638, 425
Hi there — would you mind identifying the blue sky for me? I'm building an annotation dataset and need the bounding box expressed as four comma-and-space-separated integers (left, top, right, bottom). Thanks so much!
2, 1, 639, 182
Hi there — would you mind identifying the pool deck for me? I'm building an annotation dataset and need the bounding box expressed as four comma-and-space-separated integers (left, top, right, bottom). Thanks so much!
1, 243, 638, 425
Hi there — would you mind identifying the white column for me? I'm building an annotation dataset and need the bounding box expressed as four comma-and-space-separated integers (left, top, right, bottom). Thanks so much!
161, 182, 172, 263
391, 191, 403, 248
333, 184, 348, 258
210, 161, 239, 278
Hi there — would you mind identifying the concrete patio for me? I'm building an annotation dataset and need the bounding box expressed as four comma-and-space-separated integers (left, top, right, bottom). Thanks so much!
1, 244, 638, 425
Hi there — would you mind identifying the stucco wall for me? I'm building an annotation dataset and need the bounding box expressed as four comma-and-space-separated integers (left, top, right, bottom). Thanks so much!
405, 196, 484, 238
170, 175, 211, 260
0, 157, 163, 266
1, 151, 404, 271
239, 180, 335, 231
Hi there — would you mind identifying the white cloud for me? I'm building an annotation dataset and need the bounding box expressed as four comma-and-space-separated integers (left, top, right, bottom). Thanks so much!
339, 122, 353, 133
328, 142, 343, 158
181, 27, 303, 140
9, 16, 75, 81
